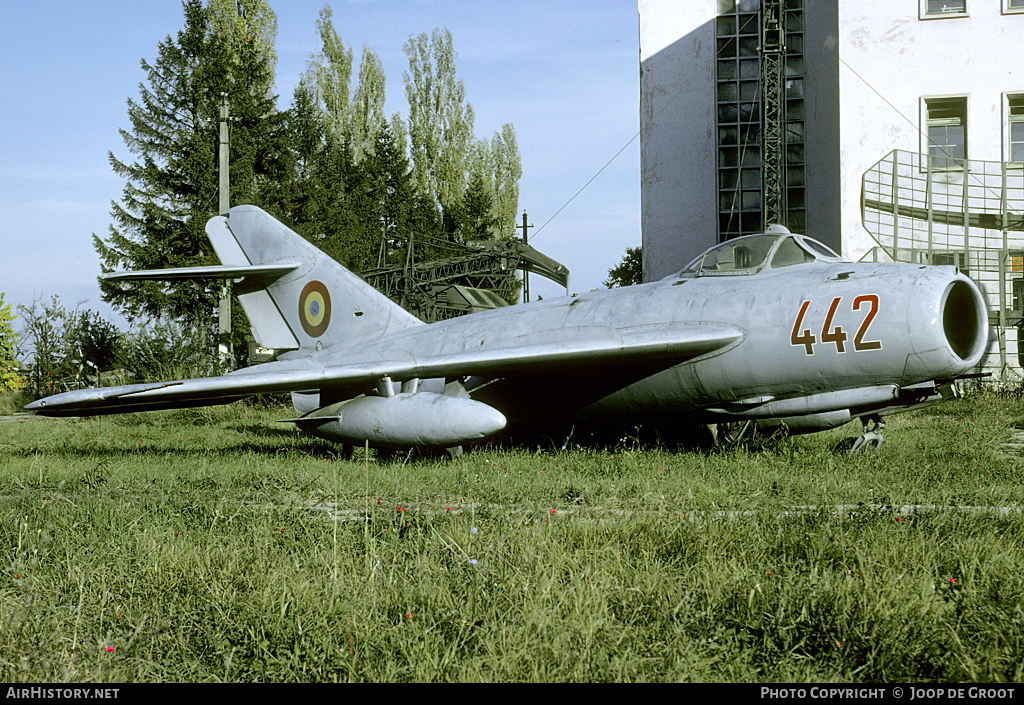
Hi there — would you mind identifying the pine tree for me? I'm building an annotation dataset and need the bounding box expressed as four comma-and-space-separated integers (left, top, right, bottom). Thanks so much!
458, 171, 499, 242
279, 82, 329, 235
364, 123, 448, 268
94, 0, 285, 325
363, 123, 415, 264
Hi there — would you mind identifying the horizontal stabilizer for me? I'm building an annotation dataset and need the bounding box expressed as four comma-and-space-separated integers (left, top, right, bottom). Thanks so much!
101, 264, 299, 282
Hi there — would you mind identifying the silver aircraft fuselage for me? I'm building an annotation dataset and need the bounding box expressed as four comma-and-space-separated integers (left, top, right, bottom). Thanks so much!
26, 207, 989, 449
312, 257, 986, 436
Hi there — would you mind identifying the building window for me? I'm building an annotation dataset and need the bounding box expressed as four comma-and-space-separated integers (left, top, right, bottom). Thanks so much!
1008, 95, 1024, 163
932, 251, 970, 279
715, 3, 806, 241
925, 97, 967, 168
921, 0, 967, 17
1006, 0, 1024, 15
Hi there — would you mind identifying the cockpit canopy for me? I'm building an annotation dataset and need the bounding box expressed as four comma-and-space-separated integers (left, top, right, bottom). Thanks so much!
671, 226, 844, 278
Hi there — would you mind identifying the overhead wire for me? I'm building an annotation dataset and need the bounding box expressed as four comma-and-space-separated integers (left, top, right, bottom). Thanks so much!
531, 38, 725, 241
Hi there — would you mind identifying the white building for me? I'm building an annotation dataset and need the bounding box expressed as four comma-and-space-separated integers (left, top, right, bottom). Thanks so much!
640, 0, 1024, 379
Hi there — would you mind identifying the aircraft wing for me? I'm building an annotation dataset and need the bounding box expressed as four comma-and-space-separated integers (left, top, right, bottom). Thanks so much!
26, 322, 743, 416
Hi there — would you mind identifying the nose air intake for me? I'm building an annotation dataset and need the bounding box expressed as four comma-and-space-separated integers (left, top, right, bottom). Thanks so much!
942, 279, 988, 362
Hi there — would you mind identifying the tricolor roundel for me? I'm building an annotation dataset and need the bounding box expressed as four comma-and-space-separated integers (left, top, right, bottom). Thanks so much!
299, 280, 331, 338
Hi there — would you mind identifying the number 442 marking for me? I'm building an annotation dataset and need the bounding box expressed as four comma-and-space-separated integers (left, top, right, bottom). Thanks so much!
791, 295, 882, 355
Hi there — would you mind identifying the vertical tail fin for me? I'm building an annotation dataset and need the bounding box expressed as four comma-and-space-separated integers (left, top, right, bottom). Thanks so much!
206, 205, 422, 353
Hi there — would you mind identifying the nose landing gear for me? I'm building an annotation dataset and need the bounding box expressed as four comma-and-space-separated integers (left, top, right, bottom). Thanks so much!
849, 415, 885, 455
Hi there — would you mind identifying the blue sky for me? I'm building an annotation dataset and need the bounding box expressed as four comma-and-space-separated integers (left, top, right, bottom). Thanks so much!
0, 0, 641, 330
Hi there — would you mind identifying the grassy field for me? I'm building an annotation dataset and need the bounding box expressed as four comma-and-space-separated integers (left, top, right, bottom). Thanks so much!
1, 390, 1023, 682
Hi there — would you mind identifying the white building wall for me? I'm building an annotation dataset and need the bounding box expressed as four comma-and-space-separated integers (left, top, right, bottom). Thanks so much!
639, 0, 720, 282
640, 0, 1024, 260
640, 0, 1024, 378
836, 0, 1024, 261
801, 1, 842, 247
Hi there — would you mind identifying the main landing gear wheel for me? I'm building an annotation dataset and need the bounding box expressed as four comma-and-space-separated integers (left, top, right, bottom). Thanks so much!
849, 415, 885, 455
712, 420, 753, 447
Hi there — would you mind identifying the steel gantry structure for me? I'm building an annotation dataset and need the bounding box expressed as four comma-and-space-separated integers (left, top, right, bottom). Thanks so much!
760, 0, 786, 230
358, 236, 570, 324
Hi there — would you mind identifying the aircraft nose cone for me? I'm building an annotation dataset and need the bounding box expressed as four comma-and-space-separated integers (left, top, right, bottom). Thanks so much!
904, 273, 990, 384
941, 278, 988, 365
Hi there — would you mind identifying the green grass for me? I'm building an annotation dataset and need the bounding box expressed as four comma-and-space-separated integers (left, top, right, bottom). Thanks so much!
1, 391, 1022, 682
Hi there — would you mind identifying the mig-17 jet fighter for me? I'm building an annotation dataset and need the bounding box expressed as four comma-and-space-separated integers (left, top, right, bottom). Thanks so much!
26, 206, 990, 453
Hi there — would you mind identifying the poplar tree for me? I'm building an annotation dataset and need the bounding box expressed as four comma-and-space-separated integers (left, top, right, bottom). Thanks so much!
207, 0, 279, 84
304, 5, 353, 141
350, 47, 388, 163
488, 124, 523, 239
303, 5, 387, 163
403, 29, 522, 245
403, 28, 476, 218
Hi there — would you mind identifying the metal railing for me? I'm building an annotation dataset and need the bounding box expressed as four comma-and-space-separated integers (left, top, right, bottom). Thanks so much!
861, 149, 1024, 379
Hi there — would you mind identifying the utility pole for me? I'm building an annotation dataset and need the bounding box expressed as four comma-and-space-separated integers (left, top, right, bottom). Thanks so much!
761, 0, 786, 229
517, 211, 534, 303
218, 93, 233, 367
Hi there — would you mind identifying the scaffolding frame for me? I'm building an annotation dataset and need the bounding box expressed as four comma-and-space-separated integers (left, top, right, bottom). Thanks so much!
861, 149, 1024, 380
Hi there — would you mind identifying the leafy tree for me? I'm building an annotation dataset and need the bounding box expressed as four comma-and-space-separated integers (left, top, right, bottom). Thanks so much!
350, 44, 388, 163
289, 16, 521, 284
16, 297, 122, 395
0, 294, 21, 392
403, 28, 476, 218
118, 320, 216, 383
17, 296, 71, 397
487, 124, 523, 239
207, 0, 279, 86
604, 247, 643, 288
94, 0, 286, 327
403, 28, 522, 246
303, 5, 387, 163
304, 5, 354, 141
71, 310, 121, 376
